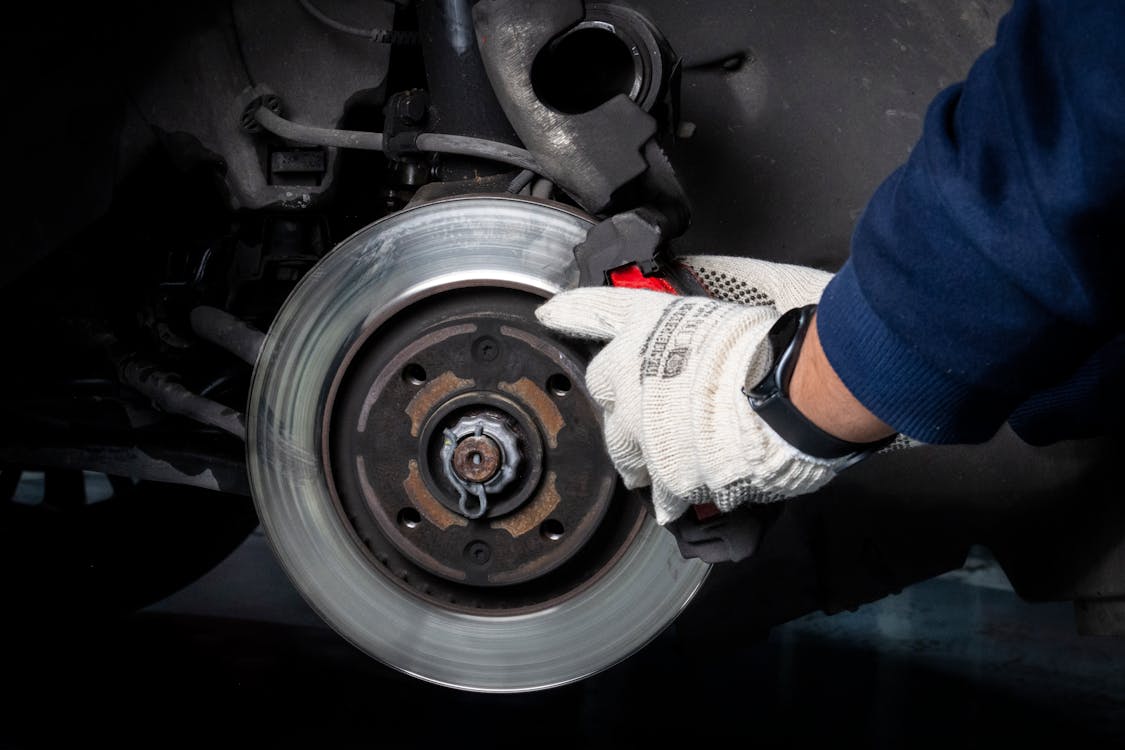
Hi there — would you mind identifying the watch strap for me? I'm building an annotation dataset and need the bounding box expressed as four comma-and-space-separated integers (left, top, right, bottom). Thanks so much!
745, 305, 896, 464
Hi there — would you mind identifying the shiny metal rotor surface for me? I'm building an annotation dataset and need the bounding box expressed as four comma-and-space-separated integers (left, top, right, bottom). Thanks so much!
247, 196, 709, 692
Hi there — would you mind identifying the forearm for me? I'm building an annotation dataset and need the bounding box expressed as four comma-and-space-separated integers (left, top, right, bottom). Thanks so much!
789, 312, 895, 444
814, 0, 1125, 444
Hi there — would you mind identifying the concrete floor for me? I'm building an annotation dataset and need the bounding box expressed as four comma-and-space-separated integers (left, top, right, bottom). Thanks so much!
2, 531, 1122, 748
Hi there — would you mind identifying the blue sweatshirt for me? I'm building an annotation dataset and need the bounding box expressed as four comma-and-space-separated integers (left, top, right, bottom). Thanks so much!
817, 0, 1125, 445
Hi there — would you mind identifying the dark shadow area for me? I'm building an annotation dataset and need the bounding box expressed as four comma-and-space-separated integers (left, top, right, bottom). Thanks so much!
2, 603, 1121, 748
3, 534, 1122, 748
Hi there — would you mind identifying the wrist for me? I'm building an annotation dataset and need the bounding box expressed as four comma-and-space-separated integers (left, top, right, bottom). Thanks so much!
789, 312, 895, 444
746, 305, 895, 462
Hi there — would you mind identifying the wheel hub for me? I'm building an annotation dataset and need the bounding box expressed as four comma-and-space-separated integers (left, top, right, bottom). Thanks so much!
442, 412, 522, 518
420, 391, 544, 520
328, 290, 624, 593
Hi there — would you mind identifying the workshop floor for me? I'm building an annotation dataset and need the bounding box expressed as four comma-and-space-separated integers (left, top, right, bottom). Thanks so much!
3, 531, 1122, 749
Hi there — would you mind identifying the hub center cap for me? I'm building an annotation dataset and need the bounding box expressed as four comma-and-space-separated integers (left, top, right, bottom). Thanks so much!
439, 412, 522, 519
453, 435, 501, 484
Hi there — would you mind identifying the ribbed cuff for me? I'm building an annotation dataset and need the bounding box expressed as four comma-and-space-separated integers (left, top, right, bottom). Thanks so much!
1008, 338, 1120, 446
817, 261, 1009, 444
1007, 374, 1095, 446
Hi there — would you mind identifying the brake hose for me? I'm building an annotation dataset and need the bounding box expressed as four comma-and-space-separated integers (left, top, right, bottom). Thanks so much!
253, 107, 542, 174
297, 0, 419, 44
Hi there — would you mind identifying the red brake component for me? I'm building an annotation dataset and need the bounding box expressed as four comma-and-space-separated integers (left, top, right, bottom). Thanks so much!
692, 503, 721, 521
607, 264, 678, 295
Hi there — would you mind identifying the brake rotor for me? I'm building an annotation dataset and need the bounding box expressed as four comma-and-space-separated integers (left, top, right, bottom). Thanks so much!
247, 196, 709, 692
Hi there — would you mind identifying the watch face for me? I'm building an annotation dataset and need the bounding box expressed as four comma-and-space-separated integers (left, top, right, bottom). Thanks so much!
748, 306, 815, 402
768, 306, 803, 355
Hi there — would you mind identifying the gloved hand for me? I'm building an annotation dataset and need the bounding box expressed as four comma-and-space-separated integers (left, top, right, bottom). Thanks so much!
536, 255, 848, 525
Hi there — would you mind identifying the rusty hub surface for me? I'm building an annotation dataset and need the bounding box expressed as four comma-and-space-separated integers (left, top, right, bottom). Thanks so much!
326, 288, 645, 609
453, 435, 502, 483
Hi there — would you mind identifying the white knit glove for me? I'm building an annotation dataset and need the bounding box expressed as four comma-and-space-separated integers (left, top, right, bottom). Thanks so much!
537, 255, 847, 525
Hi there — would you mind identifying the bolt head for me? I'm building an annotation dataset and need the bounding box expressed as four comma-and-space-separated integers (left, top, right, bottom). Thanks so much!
397, 92, 429, 126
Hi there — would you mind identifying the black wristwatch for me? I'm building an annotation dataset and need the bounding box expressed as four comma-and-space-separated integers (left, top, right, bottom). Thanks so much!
744, 304, 896, 466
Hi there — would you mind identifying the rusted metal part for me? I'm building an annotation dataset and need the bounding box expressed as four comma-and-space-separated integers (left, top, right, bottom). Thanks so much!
491, 472, 561, 538
405, 371, 475, 437
358, 323, 477, 432
452, 434, 501, 483
425, 393, 543, 519
441, 428, 490, 519
361, 456, 468, 581
498, 376, 565, 449
401, 459, 467, 531
327, 288, 626, 605
489, 476, 618, 585
439, 412, 523, 519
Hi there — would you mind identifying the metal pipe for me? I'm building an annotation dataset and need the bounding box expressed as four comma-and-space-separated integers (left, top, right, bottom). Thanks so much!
253, 107, 540, 172
190, 306, 266, 367
297, 0, 418, 44
414, 132, 539, 172
119, 359, 246, 441
255, 107, 384, 150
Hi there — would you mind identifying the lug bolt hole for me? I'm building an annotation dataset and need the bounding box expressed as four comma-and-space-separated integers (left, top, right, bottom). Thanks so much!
465, 540, 491, 565
402, 363, 427, 385
540, 519, 565, 541
547, 373, 571, 397
472, 336, 500, 363
398, 507, 422, 529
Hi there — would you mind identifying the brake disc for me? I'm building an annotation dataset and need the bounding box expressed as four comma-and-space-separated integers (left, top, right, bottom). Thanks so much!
247, 196, 709, 692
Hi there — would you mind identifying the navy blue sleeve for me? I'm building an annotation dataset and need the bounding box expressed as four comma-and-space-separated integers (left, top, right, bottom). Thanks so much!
816, 0, 1125, 444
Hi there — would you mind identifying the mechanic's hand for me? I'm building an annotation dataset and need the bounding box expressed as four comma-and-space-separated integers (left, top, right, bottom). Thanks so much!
537, 255, 846, 525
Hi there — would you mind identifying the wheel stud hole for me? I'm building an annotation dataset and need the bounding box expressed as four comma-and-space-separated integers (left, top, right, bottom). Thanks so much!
465, 540, 491, 565
398, 507, 422, 529
547, 373, 572, 397
540, 519, 565, 541
402, 363, 427, 385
